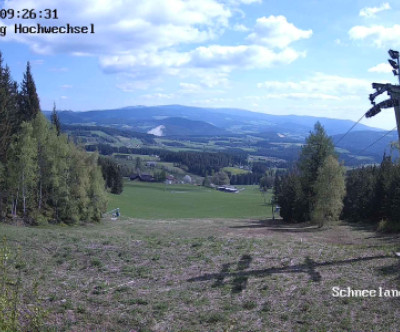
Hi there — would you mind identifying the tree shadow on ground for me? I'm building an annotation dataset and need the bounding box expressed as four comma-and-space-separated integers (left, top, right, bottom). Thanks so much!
188, 254, 391, 291
230, 219, 324, 233
345, 220, 400, 244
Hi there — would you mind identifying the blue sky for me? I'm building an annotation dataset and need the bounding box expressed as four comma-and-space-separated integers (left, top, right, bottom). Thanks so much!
1, 0, 400, 129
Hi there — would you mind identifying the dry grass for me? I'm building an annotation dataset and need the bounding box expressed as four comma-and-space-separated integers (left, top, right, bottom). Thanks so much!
1, 218, 399, 331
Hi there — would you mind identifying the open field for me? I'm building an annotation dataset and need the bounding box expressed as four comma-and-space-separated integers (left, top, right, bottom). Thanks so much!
107, 182, 272, 219
1, 219, 399, 331
222, 166, 251, 175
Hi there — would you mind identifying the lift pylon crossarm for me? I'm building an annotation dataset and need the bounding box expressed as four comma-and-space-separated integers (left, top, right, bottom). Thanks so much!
366, 105, 381, 118
387, 85, 400, 99
366, 49, 400, 146
366, 98, 399, 118
369, 83, 390, 105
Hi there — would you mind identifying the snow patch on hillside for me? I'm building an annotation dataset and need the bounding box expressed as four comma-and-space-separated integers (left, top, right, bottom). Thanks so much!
148, 125, 165, 136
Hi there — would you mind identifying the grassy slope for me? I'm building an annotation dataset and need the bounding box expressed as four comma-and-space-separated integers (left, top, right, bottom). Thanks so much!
107, 182, 272, 219
0, 219, 399, 331
222, 166, 251, 175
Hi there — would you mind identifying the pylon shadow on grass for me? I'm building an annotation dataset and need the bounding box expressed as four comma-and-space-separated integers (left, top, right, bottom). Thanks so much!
188, 254, 391, 287
379, 259, 400, 281
211, 254, 253, 293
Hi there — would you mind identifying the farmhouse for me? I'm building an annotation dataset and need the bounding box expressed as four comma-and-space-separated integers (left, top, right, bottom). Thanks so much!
165, 175, 176, 185
146, 161, 158, 167
217, 186, 239, 193
130, 173, 155, 182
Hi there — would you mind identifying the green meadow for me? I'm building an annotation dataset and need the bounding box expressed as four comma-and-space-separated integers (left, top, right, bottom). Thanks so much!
107, 181, 272, 219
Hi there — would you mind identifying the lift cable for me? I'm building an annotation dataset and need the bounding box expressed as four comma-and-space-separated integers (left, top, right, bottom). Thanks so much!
333, 113, 366, 147
357, 126, 397, 155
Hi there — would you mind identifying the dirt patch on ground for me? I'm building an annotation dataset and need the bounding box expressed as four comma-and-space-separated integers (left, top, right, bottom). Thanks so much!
224, 218, 386, 246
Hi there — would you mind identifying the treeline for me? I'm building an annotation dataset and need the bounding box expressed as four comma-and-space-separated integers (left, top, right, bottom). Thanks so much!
342, 155, 400, 229
86, 143, 164, 156
98, 156, 123, 194
160, 151, 248, 177
0, 54, 107, 224
227, 163, 272, 185
230, 173, 261, 185
61, 124, 156, 144
255, 147, 299, 165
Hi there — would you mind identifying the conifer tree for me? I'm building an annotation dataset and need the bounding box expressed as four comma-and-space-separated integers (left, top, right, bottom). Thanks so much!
389, 166, 400, 223
18, 62, 40, 123
372, 155, 394, 221
276, 171, 305, 222
298, 122, 336, 221
50, 102, 61, 136
0, 161, 5, 220
277, 122, 337, 222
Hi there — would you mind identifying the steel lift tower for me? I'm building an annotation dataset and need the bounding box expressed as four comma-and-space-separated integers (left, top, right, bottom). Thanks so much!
367, 49, 400, 146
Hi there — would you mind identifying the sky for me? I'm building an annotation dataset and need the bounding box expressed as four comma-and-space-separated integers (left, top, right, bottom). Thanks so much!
0, 0, 400, 130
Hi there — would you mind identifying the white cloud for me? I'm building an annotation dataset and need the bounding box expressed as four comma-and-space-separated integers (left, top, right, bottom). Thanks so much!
189, 44, 303, 69
368, 62, 393, 73
227, 0, 261, 4
3, 1, 311, 92
235, 0, 262, 4
142, 93, 174, 100
61, 84, 73, 89
247, 15, 312, 48
117, 80, 157, 91
262, 92, 341, 101
359, 3, 391, 18
193, 70, 230, 88
233, 24, 250, 32
2, 0, 231, 55
257, 73, 370, 100
349, 24, 400, 48
100, 44, 305, 89
179, 82, 203, 93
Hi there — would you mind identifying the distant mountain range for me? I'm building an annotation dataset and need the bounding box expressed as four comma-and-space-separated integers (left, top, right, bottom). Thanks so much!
45, 104, 381, 137
43, 105, 400, 164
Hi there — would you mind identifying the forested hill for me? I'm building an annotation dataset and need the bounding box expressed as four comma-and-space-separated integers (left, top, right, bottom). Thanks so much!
43, 104, 380, 137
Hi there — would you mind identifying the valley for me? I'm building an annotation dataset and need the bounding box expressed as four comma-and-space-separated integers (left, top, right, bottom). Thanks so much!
48, 105, 399, 173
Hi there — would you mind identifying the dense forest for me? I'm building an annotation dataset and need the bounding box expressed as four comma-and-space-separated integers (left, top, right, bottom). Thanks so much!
159, 150, 248, 177
0, 53, 107, 224
343, 155, 400, 230
274, 122, 400, 230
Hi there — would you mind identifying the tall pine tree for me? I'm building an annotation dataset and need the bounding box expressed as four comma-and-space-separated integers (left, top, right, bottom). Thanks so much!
50, 102, 61, 136
18, 62, 40, 123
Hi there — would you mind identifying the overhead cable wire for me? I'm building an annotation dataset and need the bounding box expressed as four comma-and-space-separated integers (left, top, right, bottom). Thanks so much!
357, 126, 397, 155
333, 113, 366, 147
